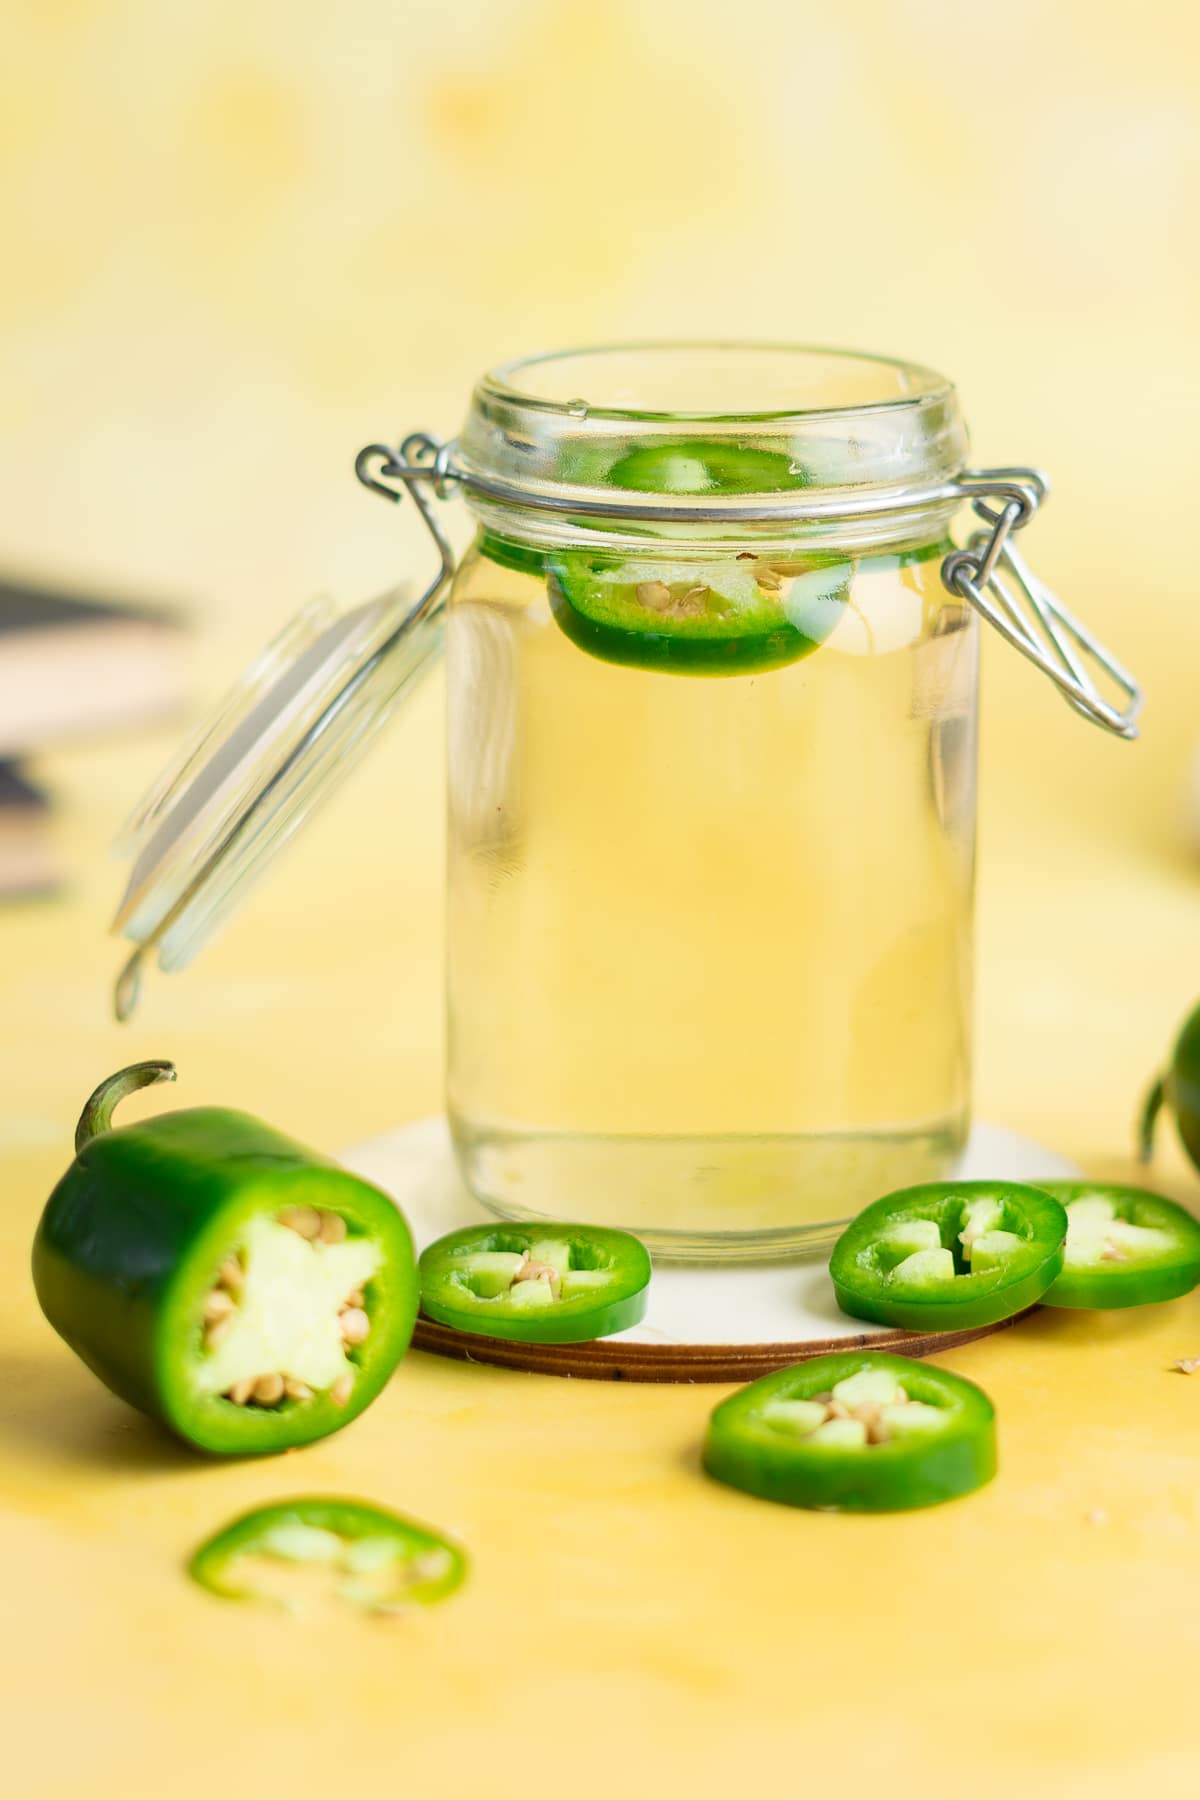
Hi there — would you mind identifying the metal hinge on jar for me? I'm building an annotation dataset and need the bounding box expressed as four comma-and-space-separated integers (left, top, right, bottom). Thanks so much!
940, 473, 1142, 739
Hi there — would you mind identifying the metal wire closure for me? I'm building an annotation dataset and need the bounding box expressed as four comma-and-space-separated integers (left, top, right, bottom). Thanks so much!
355, 436, 1141, 738
941, 486, 1142, 739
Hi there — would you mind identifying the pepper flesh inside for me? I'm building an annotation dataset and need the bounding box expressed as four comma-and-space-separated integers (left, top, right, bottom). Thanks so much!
761, 1366, 951, 1449
196, 1208, 380, 1410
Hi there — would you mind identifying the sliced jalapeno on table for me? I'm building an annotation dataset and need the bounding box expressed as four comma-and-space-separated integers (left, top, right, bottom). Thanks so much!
703, 1352, 996, 1512
419, 1223, 651, 1343
1036, 1182, 1200, 1309
189, 1497, 466, 1617
32, 1063, 419, 1454
829, 1181, 1067, 1333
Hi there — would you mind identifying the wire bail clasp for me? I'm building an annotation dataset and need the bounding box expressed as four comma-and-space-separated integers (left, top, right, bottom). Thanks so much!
941, 473, 1142, 739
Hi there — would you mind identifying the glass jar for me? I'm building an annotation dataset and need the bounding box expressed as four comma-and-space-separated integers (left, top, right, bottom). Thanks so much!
111, 343, 1141, 1262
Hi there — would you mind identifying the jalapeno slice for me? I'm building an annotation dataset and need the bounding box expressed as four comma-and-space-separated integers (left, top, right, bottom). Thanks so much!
606, 439, 805, 496
188, 1497, 466, 1617
829, 1181, 1068, 1333
546, 549, 849, 676
1036, 1182, 1200, 1309
32, 1064, 419, 1454
419, 1223, 651, 1343
703, 1352, 996, 1512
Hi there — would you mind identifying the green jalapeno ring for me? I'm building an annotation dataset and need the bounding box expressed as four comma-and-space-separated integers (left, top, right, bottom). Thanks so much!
1037, 1181, 1200, 1310
419, 1222, 651, 1344
703, 1352, 997, 1513
189, 1497, 467, 1615
829, 1180, 1068, 1334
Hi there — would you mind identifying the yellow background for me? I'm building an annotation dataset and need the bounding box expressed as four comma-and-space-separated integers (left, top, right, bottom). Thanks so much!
3, 3, 1200, 1795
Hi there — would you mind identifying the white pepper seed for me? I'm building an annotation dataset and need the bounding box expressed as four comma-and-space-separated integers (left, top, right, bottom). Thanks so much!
636, 581, 672, 611
203, 1289, 236, 1325
229, 1378, 255, 1406
252, 1372, 285, 1405
340, 1307, 371, 1345
284, 1378, 314, 1402
204, 1318, 232, 1354
331, 1374, 354, 1408
278, 1205, 322, 1240
218, 1257, 244, 1293
318, 1211, 347, 1245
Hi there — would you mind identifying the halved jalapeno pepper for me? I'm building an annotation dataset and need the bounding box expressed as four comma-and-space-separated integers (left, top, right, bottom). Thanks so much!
189, 1497, 466, 1617
829, 1181, 1067, 1333
703, 1352, 996, 1512
1036, 1182, 1200, 1309
32, 1064, 419, 1454
419, 1222, 651, 1343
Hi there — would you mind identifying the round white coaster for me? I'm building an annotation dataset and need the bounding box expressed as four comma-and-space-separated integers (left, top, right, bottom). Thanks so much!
340, 1117, 1078, 1376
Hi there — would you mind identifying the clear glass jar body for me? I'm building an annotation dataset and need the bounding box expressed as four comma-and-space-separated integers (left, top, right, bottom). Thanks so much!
445, 346, 978, 1259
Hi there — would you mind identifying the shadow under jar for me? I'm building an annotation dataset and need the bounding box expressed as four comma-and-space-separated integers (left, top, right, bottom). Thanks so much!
109, 343, 1141, 1264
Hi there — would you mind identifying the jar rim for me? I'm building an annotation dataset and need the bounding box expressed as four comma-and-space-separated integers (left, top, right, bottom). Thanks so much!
477, 341, 955, 426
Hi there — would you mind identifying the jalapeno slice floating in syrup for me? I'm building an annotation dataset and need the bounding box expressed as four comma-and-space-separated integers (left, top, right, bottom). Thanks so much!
1037, 1182, 1200, 1310
419, 1222, 651, 1343
703, 1352, 997, 1512
32, 1063, 419, 1454
829, 1181, 1067, 1333
189, 1497, 466, 1617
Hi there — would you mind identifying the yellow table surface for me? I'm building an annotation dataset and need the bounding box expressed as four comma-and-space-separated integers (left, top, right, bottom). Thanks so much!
4, 666, 1200, 1800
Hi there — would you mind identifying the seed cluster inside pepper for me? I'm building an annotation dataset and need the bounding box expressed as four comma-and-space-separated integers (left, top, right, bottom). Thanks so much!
759, 1366, 949, 1450
880, 1195, 1028, 1285
1060, 1196, 1176, 1268
453, 1237, 612, 1307
198, 1206, 380, 1411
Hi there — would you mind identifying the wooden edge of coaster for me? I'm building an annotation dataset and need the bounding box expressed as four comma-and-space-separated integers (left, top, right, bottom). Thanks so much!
411, 1307, 1032, 1383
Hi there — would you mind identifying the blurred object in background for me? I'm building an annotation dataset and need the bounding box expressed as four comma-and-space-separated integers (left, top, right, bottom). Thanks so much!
0, 761, 57, 900
0, 574, 189, 756
0, 572, 190, 896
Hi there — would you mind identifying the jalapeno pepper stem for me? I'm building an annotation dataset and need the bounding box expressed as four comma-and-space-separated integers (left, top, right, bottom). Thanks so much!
75, 1060, 177, 1153
1138, 1076, 1166, 1164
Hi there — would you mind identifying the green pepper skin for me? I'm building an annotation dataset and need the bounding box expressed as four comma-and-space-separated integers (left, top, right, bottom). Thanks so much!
1037, 1182, 1200, 1310
829, 1181, 1067, 1333
32, 1066, 418, 1455
419, 1222, 651, 1344
477, 529, 548, 579
1141, 1002, 1200, 1175
703, 1353, 996, 1513
188, 1497, 467, 1610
